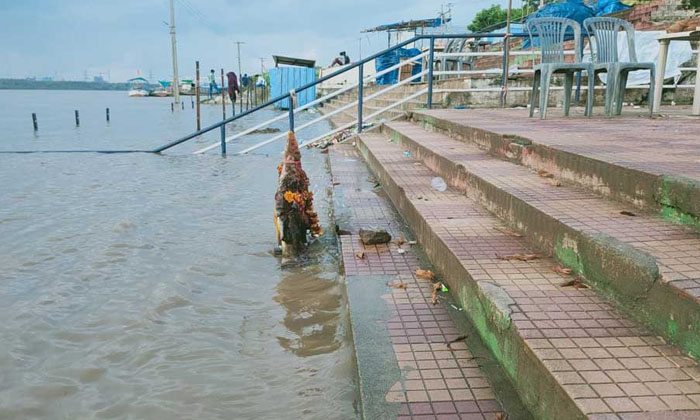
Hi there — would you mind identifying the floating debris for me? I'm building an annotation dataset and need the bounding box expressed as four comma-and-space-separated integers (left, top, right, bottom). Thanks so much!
246, 127, 281, 135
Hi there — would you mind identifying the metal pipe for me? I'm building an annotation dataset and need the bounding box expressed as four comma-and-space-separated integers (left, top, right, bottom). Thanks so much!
195, 61, 201, 131
428, 37, 435, 109
32, 113, 38, 131
288, 89, 296, 132
221, 68, 226, 120
357, 63, 364, 133
501, 0, 513, 108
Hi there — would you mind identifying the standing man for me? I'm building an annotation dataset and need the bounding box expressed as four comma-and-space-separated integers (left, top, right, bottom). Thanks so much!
208, 69, 218, 99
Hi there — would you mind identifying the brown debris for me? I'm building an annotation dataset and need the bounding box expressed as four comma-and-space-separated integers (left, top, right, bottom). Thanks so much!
537, 169, 554, 178
355, 251, 365, 260
387, 282, 407, 289
415, 269, 435, 281
554, 266, 573, 276
559, 278, 590, 290
496, 253, 540, 261
430, 283, 441, 305
548, 179, 562, 187
493, 226, 522, 237
493, 413, 508, 420
620, 210, 637, 217
395, 233, 406, 246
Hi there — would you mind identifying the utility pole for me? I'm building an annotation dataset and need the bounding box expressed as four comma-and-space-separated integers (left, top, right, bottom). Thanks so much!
234, 41, 245, 112
169, 0, 180, 104
358, 38, 362, 60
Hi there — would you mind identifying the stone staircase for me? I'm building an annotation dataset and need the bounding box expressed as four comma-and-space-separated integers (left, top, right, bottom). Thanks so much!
347, 110, 700, 420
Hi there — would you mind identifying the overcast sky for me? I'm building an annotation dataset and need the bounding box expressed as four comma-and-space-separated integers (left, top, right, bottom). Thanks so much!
0, 0, 512, 82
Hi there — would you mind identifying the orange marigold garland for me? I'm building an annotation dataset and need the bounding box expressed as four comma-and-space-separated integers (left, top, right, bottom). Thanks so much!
275, 131, 322, 255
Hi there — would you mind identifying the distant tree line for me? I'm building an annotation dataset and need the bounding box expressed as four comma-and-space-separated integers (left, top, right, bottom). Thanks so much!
0, 79, 131, 91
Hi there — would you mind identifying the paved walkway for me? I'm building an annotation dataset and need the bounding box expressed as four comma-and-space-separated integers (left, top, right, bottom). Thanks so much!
330, 144, 509, 420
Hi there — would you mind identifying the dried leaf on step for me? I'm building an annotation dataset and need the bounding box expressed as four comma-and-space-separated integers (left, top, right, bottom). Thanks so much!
430, 283, 441, 305
332, 182, 341, 186
387, 282, 407, 289
493, 227, 522, 237
447, 335, 468, 349
416, 269, 435, 281
492, 413, 508, 420
559, 278, 590, 290
496, 253, 540, 261
355, 251, 365, 260
548, 179, 562, 187
620, 210, 637, 217
537, 169, 554, 178
395, 233, 406, 246
554, 266, 573, 276
320, 148, 329, 154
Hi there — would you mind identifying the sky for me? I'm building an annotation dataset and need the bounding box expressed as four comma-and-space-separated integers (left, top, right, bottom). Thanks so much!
0, 0, 514, 82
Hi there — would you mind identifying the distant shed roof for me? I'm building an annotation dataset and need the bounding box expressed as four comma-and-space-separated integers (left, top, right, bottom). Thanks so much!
272, 55, 316, 68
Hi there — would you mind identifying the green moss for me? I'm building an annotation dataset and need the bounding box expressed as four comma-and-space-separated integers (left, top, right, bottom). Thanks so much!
660, 206, 700, 232
554, 237, 584, 275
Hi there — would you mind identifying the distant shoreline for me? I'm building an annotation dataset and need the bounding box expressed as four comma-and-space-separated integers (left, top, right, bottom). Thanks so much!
0, 78, 131, 91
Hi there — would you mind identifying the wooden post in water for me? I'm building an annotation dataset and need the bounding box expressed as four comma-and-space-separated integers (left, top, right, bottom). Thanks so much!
106, 108, 110, 122
32, 113, 38, 131
190, 95, 194, 109
74, 110, 80, 126
171, 103, 174, 112
220, 68, 227, 155
181, 101, 184, 110
195, 60, 201, 131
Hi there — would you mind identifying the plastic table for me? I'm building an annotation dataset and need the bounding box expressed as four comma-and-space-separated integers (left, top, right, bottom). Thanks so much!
652, 29, 700, 115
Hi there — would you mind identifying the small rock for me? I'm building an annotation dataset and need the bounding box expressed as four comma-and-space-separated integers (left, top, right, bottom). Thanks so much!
359, 228, 392, 245
335, 224, 352, 236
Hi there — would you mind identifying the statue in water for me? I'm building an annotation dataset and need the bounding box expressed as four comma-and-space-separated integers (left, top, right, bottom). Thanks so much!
274, 131, 322, 257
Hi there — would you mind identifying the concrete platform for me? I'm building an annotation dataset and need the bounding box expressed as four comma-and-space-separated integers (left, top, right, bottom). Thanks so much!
352, 130, 700, 420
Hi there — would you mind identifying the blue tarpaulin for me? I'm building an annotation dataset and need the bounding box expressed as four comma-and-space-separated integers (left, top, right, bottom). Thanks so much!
269, 66, 316, 109
522, 0, 630, 47
375, 48, 423, 85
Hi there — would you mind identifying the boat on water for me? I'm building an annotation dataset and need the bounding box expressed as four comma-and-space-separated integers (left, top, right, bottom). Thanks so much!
179, 79, 195, 96
151, 80, 171, 97
127, 77, 150, 97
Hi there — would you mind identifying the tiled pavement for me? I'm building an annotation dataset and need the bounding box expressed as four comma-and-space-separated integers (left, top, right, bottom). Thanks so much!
419, 109, 700, 181
354, 132, 700, 419
329, 144, 508, 420
384, 120, 700, 301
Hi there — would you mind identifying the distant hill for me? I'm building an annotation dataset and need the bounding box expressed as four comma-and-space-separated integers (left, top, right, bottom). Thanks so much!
0, 79, 132, 91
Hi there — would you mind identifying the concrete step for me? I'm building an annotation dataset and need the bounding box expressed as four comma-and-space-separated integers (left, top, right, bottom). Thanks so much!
321, 100, 406, 122
382, 120, 700, 361
409, 109, 700, 227
356, 131, 700, 420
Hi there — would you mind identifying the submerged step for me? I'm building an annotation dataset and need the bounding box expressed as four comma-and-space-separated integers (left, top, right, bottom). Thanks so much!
355, 131, 700, 420
382, 120, 700, 361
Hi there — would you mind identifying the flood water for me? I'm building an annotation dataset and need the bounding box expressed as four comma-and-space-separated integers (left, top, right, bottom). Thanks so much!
0, 90, 358, 420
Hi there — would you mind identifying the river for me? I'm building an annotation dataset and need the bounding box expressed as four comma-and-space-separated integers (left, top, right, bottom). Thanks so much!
0, 90, 358, 420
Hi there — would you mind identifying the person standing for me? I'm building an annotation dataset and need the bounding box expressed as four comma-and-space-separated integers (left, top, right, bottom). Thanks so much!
208, 69, 218, 99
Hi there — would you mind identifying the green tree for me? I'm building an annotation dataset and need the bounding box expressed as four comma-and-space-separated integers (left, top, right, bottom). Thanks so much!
467, 5, 527, 33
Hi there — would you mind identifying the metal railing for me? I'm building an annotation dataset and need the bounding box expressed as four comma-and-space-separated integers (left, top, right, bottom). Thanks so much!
153, 32, 523, 154
153, 33, 697, 155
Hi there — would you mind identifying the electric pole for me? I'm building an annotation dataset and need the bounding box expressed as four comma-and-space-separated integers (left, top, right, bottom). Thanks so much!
170, 0, 180, 104
234, 41, 245, 112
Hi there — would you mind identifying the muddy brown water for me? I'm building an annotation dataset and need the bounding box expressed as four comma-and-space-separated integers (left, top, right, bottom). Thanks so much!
0, 90, 358, 419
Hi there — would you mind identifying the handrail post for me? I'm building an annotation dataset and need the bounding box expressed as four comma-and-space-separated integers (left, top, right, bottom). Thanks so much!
500, 35, 511, 108
288, 90, 296, 132
357, 63, 364, 133
427, 37, 435, 109
220, 125, 226, 154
